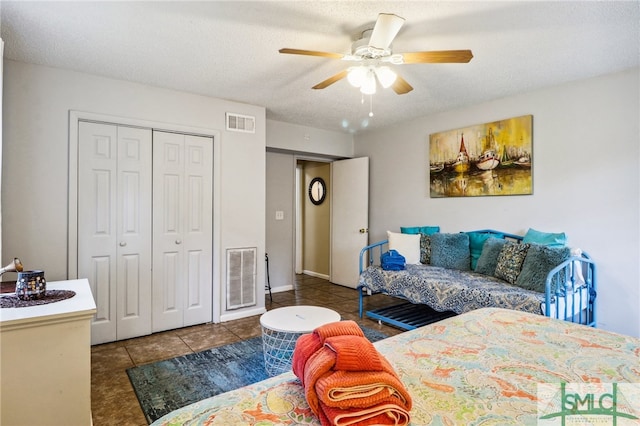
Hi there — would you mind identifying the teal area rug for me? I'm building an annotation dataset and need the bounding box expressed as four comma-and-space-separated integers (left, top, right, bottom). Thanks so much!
127, 326, 388, 424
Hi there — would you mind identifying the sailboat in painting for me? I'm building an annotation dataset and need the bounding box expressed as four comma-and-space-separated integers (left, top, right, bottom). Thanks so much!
476, 128, 500, 171
499, 144, 514, 167
452, 133, 470, 173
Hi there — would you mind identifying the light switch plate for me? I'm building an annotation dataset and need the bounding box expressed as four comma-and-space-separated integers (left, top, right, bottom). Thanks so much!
275, 211, 284, 220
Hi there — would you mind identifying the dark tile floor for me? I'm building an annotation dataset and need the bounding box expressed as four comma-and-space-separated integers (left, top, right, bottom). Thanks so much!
90, 274, 404, 425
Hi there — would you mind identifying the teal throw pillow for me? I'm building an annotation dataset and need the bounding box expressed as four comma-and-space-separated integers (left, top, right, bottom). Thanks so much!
475, 238, 507, 275
430, 233, 470, 271
420, 226, 440, 235
494, 242, 530, 284
522, 228, 567, 247
466, 231, 504, 270
401, 226, 440, 235
400, 226, 421, 234
515, 243, 571, 293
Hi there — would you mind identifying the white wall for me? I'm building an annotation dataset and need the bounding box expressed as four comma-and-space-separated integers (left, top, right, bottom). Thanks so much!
2, 59, 266, 322
355, 68, 640, 338
265, 151, 295, 292
267, 119, 353, 158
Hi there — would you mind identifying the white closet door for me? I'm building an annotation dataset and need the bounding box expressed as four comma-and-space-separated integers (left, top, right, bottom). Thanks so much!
78, 122, 152, 344
152, 131, 213, 332
182, 135, 213, 326
79, 122, 118, 344
115, 126, 153, 340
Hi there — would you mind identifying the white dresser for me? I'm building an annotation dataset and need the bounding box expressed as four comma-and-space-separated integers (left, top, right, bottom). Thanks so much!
0, 279, 96, 426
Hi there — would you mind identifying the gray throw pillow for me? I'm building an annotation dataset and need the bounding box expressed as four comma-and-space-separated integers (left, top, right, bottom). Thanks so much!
475, 238, 507, 275
515, 243, 571, 292
429, 233, 470, 271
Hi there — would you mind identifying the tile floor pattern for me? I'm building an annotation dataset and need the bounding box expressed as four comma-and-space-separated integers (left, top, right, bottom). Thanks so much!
91, 274, 404, 425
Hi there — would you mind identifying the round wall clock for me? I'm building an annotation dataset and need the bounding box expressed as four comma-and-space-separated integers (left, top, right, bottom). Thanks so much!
308, 177, 326, 205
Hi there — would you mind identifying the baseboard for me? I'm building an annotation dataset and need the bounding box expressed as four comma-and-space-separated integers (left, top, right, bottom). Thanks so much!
267, 285, 293, 293
302, 270, 330, 280
220, 306, 266, 322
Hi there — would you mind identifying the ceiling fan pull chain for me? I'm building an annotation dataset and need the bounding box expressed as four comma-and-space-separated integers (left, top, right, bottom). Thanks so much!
369, 95, 374, 117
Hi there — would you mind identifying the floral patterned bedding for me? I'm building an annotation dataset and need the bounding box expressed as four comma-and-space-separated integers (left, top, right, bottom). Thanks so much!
152, 308, 640, 426
359, 264, 547, 315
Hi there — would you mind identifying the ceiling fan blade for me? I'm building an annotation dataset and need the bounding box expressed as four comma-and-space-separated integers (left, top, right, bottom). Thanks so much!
392, 75, 413, 95
401, 50, 473, 64
368, 13, 405, 50
279, 48, 344, 59
312, 70, 349, 89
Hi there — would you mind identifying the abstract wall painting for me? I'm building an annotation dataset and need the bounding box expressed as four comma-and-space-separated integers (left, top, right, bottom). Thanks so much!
428, 114, 533, 198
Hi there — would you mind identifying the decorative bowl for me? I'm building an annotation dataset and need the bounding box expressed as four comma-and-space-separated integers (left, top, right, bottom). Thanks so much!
15, 270, 46, 300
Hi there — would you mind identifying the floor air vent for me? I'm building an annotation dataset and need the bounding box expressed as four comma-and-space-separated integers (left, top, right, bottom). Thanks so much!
226, 247, 257, 310
226, 113, 256, 133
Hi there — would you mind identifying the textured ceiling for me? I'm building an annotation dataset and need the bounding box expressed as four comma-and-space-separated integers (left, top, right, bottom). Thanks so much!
1, 1, 639, 134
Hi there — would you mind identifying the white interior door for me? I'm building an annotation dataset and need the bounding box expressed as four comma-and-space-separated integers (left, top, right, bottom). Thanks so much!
330, 157, 369, 288
182, 134, 213, 326
115, 126, 152, 340
78, 122, 152, 344
152, 131, 213, 332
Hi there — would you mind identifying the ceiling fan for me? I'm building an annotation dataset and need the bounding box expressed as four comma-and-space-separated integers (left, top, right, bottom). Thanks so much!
279, 13, 473, 95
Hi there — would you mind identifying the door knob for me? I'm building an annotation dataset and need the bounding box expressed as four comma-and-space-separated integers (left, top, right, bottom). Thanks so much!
359, 228, 368, 234
119, 242, 127, 247
175, 239, 182, 245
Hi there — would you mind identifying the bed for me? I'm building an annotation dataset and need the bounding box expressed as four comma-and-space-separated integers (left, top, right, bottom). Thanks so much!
151, 308, 639, 425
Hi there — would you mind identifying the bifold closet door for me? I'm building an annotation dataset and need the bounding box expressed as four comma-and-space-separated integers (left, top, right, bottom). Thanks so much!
152, 131, 213, 332
78, 122, 152, 344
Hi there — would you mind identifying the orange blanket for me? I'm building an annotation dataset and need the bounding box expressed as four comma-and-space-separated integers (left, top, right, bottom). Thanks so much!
292, 320, 365, 383
292, 321, 412, 426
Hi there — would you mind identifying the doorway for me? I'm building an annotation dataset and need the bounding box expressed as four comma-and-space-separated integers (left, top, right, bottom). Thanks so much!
294, 157, 369, 288
295, 160, 331, 279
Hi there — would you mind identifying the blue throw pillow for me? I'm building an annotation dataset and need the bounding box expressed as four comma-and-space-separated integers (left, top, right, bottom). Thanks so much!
515, 243, 571, 293
522, 228, 567, 247
465, 231, 504, 270
475, 238, 507, 275
430, 233, 470, 271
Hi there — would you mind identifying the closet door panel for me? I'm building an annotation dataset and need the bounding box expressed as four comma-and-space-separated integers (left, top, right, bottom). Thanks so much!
183, 135, 213, 326
78, 122, 118, 344
152, 131, 213, 331
186, 250, 203, 308
160, 251, 180, 310
89, 256, 112, 323
152, 131, 185, 332
115, 126, 152, 340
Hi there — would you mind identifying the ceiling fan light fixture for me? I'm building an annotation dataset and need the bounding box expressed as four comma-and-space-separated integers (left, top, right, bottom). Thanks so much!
347, 66, 367, 87
360, 69, 377, 95
374, 66, 397, 88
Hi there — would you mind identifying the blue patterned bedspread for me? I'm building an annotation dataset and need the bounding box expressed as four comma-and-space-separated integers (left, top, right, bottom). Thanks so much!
359, 264, 545, 315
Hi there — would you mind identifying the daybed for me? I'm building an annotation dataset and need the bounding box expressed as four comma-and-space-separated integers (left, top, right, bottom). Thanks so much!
151, 308, 639, 425
358, 229, 597, 330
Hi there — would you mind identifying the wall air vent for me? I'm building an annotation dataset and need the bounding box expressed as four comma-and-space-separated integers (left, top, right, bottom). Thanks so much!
226, 247, 257, 310
226, 113, 256, 133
